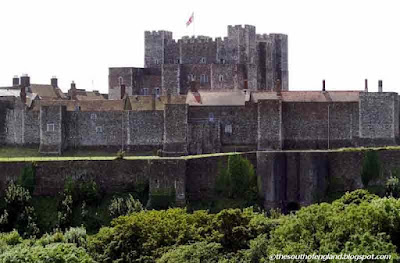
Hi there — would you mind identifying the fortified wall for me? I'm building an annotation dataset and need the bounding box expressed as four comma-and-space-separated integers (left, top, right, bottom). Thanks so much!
0, 90, 399, 155
0, 149, 399, 210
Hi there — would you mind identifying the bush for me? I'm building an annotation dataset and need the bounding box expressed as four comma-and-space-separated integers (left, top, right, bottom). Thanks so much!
0, 243, 96, 263
57, 194, 73, 230
0, 183, 39, 238
386, 168, 400, 198
17, 163, 36, 195
109, 194, 143, 219
64, 226, 88, 247
158, 242, 223, 263
361, 151, 381, 187
64, 177, 101, 205
215, 155, 258, 205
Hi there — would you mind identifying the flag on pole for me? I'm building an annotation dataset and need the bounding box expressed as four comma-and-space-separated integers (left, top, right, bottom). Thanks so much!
186, 12, 194, 27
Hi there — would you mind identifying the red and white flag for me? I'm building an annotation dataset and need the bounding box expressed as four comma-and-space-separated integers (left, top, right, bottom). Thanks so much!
186, 12, 194, 27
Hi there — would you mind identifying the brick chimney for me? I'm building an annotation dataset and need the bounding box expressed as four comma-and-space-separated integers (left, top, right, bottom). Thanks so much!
51, 76, 58, 88
69, 81, 77, 100
365, 79, 368, 92
378, 80, 383, 92
20, 74, 30, 88
13, 75, 19, 86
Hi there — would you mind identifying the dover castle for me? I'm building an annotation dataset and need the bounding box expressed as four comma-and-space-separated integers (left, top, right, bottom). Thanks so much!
0, 25, 398, 155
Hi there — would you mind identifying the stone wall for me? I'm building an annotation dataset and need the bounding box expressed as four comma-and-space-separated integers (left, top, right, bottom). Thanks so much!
359, 92, 398, 145
39, 105, 66, 154
163, 104, 188, 155
257, 100, 282, 150
188, 105, 258, 150
282, 102, 359, 149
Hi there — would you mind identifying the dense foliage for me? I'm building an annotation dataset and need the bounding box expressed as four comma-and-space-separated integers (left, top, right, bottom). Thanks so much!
1, 190, 400, 262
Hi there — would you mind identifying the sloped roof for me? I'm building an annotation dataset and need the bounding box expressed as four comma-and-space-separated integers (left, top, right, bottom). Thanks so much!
127, 95, 187, 111
0, 89, 39, 107
186, 90, 249, 106
76, 91, 106, 101
30, 84, 67, 100
32, 99, 125, 111
252, 91, 360, 103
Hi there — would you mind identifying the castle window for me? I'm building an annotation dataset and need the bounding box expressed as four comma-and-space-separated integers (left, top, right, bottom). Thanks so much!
188, 74, 195, 81
155, 88, 160, 96
200, 74, 208, 84
5, 127, 8, 133
209, 112, 214, 122
47, 123, 55, 132
118, 77, 124, 85
96, 126, 103, 133
90, 113, 97, 120
155, 59, 159, 65
201, 57, 206, 64
220, 59, 225, 64
155, 179, 160, 188
224, 124, 232, 134
176, 59, 180, 64
219, 75, 224, 82
143, 88, 149, 96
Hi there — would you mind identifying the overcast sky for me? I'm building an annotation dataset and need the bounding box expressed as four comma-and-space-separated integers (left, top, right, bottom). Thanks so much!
0, 0, 399, 94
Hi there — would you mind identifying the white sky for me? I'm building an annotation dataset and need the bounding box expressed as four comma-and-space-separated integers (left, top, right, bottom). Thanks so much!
0, 0, 399, 94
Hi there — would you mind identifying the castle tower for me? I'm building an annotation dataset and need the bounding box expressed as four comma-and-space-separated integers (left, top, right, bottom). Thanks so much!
266, 34, 288, 91
144, 30, 173, 68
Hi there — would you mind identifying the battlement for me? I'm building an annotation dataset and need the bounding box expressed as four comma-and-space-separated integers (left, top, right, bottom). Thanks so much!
145, 30, 173, 39
178, 35, 215, 44
256, 34, 270, 41
228, 24, 256, 31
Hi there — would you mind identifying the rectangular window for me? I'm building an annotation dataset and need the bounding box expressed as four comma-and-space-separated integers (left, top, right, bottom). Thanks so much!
209, 112, 214, 122
96, 126, 103, 133
224, 124, 232, 134
90, 113, 97, 120
143, 88, 149, 96
155, 88, 160, 95
47, 123, 55, 132
176, 59, 180, 64
201, 57, 206, 64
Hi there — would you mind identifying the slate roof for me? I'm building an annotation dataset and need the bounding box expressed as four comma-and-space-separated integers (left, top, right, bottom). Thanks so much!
127, 95, 187, 111
186, 90, 250, 106
31, 99, 125, 111
30, 84, 67, 100
0, 88, 39, 107
251, 91, 360, 103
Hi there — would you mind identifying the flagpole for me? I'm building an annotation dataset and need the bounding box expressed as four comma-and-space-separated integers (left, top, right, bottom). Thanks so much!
193, 12, 195, 37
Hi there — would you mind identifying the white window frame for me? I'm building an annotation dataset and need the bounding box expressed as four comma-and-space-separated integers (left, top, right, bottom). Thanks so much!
201, 57, 206, 64
143, 88, 149, 96
224, 124, 233, 134
96, 126, 103, 133
47, 123, 55, 132
90, 113, 97, 120
155, 88, 160, 96
209, 112, 215, 122
118, 76, 124, 85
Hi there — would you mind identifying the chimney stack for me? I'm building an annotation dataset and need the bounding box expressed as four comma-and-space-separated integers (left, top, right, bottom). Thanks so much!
13, 75, 19, 86
365, 79, 368, 92
69, 81, 77, 100
322, 79, 326, 92
378, 80, 383, 92
20, 74, 30, 88
51, 76, 58, 88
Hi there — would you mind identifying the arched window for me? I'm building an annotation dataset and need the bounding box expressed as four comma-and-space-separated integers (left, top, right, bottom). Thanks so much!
219, 75, 224, 82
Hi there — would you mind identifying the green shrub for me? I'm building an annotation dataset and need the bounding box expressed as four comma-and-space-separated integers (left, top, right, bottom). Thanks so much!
158, 242, 223, 263
64, 226, 88, 247
17, 163, 36, 195
64, 177, 101, 205
0, 243, 96, 263
0, 183, 39, 238
215, 155, 258, 205
385, 168, 400, 198
57, 194, 73, 230
109, 194, 143, 219
361, 151, 381, 187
